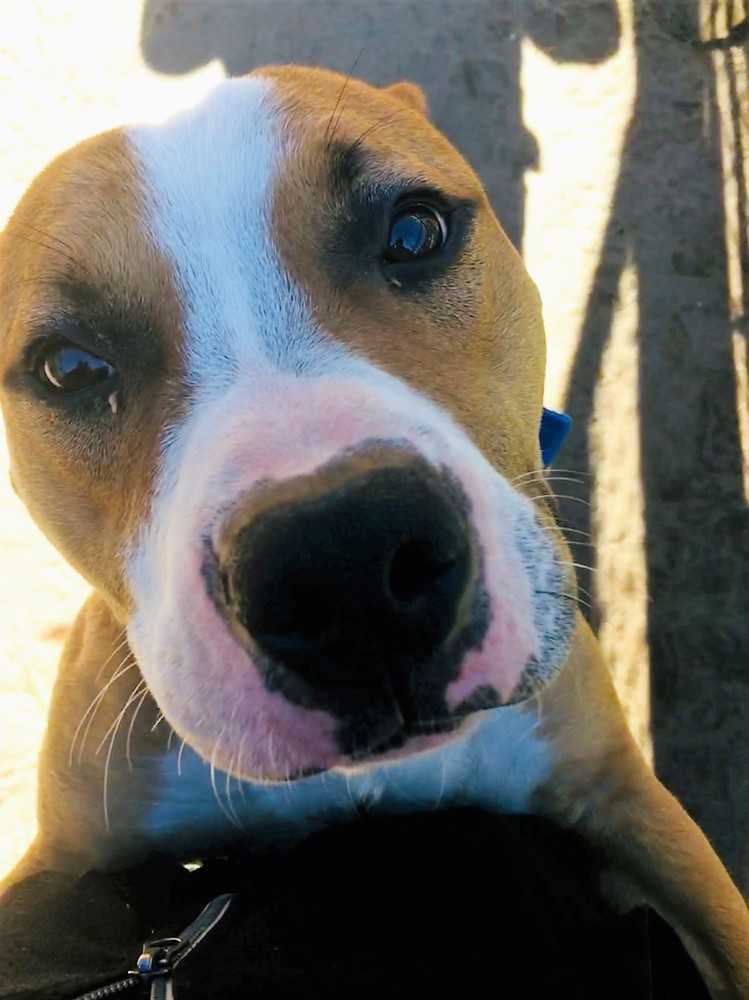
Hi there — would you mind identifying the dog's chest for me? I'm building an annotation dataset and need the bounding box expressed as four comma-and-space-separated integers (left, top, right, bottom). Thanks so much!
141, 705, 552, 853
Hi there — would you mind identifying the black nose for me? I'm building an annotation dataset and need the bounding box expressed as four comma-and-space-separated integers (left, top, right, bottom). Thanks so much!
224, 457, 474, 692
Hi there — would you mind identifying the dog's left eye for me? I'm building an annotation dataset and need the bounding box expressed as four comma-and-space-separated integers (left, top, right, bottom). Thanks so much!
36, 341, 115, 393
384, 204, 447, 262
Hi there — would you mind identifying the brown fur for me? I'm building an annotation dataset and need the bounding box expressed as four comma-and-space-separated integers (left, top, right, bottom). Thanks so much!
0, 131, 186, 620
266, 66, 545, 482
532, 621, 749, 995
382, 80, 430, 116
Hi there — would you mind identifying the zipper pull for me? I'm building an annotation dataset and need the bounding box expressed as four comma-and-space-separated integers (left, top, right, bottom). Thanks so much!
132, 893, 237, 999
132, 936, 180, 1000
71, 893, 237, 1000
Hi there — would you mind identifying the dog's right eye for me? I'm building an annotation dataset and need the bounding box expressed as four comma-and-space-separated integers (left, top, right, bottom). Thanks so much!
384, 204, 447, 262
36, 341, 116, 393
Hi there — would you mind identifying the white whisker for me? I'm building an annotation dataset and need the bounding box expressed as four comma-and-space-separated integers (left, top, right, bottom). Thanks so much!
556, 560, 597, 575
125, 689, 152, 771
94, 630, 129, 684
101, 678, 147, 831
512, 467, 591, 485
224, 752, 243, 830
535, 588, 593, 612
69, 655, 137, 768
210, 732, 241, 829
532, 686, 546, 730
95, 678, 148, 756
521, 475, 589, 489
529, 493, 591, 507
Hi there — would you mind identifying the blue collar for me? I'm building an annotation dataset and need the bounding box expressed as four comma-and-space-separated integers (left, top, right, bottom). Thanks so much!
539, 407, 572, 467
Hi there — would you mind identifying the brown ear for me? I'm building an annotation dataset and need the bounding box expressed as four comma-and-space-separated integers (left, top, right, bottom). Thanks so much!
382, 81, 429, 117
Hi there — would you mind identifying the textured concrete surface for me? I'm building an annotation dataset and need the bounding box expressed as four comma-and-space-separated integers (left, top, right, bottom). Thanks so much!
0, 0, 747, 886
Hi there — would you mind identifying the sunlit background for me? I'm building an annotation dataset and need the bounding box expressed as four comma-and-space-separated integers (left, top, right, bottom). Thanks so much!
1, 0, 747, 885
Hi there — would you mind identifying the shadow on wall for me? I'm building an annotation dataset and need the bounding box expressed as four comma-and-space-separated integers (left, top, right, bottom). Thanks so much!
140, 0, 620, 251
141, 2, 749, 883
562, 0, 749, 884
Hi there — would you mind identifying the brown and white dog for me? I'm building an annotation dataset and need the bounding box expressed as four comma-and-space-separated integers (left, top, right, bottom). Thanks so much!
0, 67, 747, 996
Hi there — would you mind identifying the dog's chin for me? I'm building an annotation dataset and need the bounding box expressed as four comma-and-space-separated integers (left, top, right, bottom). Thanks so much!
177, 706, 482, 786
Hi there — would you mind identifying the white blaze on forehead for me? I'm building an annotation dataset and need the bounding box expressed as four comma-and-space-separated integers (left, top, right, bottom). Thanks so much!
127, 76, 341, 392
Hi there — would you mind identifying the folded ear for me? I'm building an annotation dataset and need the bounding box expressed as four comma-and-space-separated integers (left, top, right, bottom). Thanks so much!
382, 81, 429, 118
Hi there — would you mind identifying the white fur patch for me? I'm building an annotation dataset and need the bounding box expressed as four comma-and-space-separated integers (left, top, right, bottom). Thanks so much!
144, 701, 552, 852
128, 76, 340, 396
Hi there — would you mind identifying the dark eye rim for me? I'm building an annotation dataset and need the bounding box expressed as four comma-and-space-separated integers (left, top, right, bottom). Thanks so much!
378, 190, 473, 291
27, 335, 118, 399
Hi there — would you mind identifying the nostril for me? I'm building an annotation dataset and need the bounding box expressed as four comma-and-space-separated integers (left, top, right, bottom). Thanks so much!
386, 539, 455, 606
240, 568, 334, 646
220, 458, 476, 686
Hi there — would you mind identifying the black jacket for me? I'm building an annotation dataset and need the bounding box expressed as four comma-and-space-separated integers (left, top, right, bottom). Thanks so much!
0, 809, 708, 999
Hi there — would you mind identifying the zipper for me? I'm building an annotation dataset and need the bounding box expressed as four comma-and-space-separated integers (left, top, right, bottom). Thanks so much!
71, 893, 237, 1000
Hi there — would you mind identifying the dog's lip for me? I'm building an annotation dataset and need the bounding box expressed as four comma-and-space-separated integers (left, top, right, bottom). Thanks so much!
345, 710, 473, 764
222, 716, 467, 783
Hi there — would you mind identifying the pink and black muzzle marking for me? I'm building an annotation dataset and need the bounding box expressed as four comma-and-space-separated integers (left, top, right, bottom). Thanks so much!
203, 443, 496, 763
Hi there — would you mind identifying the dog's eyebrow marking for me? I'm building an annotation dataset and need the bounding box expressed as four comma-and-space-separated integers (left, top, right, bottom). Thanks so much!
50, 277, 104, 310
328, 138, 469, 211
24, 278, 123, 329
26, 278, 155, 342
328, 139, 370, 193
9, 281, 165, 394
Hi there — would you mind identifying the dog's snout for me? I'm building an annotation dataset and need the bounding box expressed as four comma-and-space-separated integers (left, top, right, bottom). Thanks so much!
221, 456, 474, 694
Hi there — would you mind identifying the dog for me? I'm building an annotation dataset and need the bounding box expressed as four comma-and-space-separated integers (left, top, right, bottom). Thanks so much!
0, 66, 747, 996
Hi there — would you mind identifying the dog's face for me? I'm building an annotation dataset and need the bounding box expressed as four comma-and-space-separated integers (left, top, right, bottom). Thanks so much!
0, 68, 575, 783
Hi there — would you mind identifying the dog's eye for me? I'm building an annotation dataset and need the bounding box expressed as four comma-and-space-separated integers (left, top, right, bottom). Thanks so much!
384, 204, 447, 262
37, 342, 115, 393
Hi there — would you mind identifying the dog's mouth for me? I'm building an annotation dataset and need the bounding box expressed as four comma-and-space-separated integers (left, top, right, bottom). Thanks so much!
258, 691, 493, 783
337, 683, 500, 766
